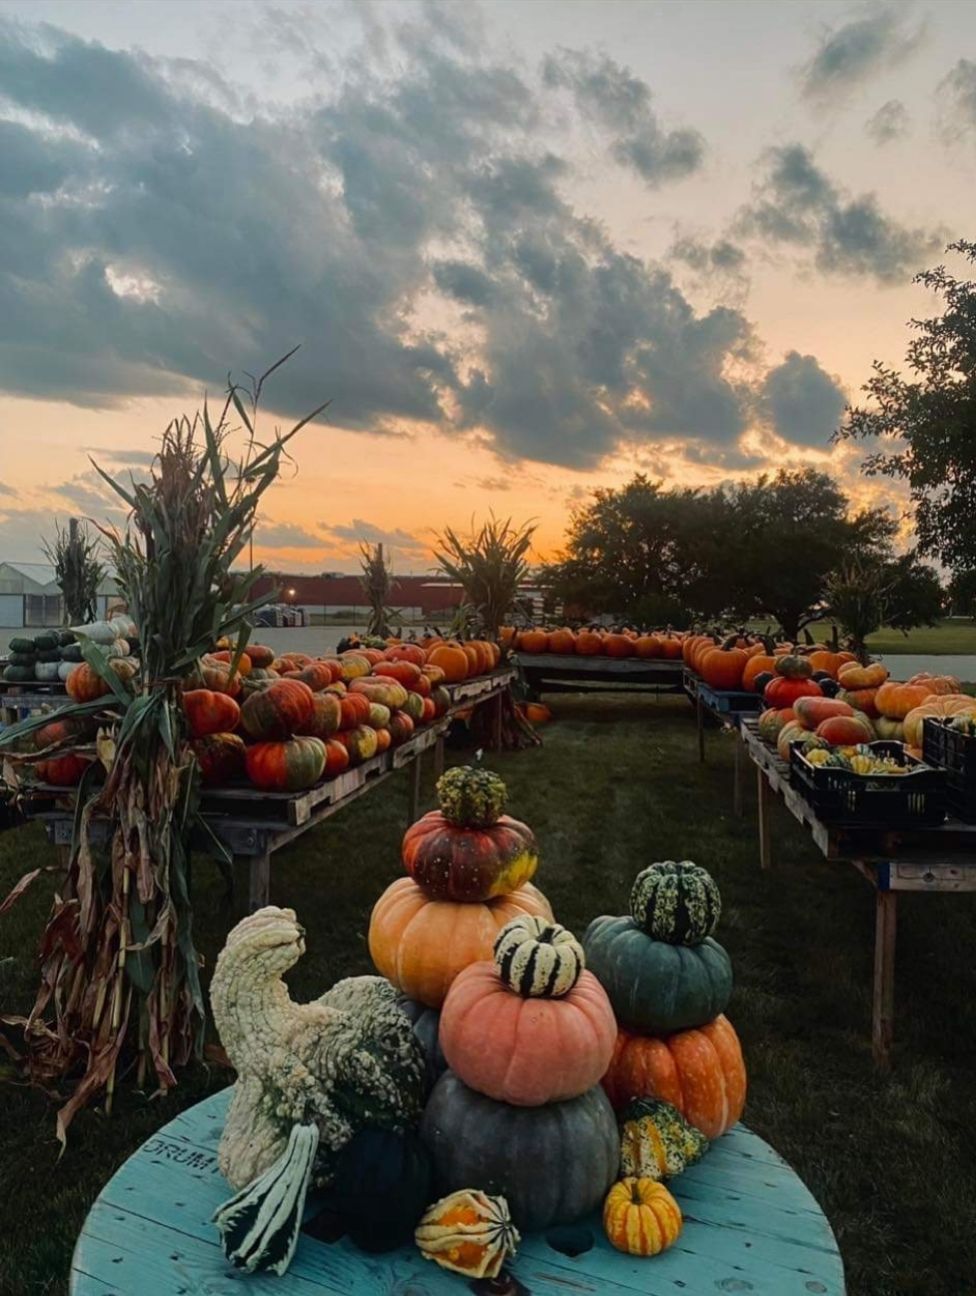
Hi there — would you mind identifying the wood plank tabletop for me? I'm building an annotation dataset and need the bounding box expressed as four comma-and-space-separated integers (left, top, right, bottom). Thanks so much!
70, 1089, 845, 1295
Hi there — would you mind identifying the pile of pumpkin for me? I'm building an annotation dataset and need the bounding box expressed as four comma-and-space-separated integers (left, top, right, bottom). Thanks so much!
755, 655, 976, 762
361, 766, 746, 1278
2, 616, 140, 684
507, 627, 685, 659
41, 637, 502, 794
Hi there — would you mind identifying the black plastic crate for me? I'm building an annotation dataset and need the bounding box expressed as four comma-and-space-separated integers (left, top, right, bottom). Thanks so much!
922, 717, 976, 823
789, 740, 947, 828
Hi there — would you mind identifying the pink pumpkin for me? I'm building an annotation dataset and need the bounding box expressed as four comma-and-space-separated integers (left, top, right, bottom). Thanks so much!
438, 962, 617, 1106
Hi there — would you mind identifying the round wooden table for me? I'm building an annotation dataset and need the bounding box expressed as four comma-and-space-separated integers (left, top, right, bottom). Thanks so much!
70, 1089, 845, 1295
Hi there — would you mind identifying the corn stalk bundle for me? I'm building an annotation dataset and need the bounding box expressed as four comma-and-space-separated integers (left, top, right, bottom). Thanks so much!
358, 543, 394, 639
43, 519, 104, 625
434, 515, 541, 750
0, 353, 326, 1142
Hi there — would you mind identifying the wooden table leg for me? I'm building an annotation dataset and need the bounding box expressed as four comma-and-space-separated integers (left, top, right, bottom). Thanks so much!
433, 734, 445, 781
757, 767, 771, 870
697, 692, 705, 763
872, 887, 897, 1069
248, 852, 271, 913
733, 732, 744, 818
409, 751, 422, 822
492, 692, 503, 750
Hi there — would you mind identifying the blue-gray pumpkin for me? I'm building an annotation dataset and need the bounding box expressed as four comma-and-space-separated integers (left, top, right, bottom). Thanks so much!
396, 995, 447, 1093
583, 915, 732, 1033
420, 1070, 618, 1232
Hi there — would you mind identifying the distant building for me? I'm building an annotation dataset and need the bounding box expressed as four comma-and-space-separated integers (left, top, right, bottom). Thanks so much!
0, 561, 119, 628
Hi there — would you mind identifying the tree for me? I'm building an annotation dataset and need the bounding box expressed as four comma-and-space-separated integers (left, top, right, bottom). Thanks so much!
545, 476, 722, 627
43, 517, 104, 625
947, 569, 976, 617
836, 240, 976, 578
825, 553, 943, 660
714, 468, 895, 640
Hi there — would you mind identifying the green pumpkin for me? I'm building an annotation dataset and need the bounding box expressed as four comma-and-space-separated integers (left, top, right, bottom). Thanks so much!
3, 665, 34, 682
436, 765, 506, 827
629, 861, 721, 946
7, 637, 34, 655
582, 916, 732, 1033
619, 1099, 709, 1181
312, 1127, 433, 1253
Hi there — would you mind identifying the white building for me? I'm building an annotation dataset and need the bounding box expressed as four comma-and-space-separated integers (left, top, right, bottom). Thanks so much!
0, 561, 120, 629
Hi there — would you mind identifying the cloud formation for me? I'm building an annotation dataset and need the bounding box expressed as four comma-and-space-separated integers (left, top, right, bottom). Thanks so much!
0, 12, 866, 486
738, 143, 941, 283
938, 59, 976, 137
761, 351, 846, 447
865, 99, 910, 145
542, 49, 705, 185
320, 519, 428, 554
800, 8, 925, 99
256, 521, 326, 549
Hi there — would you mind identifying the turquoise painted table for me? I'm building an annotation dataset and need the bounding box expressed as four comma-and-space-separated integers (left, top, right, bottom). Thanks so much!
70, 1089, 845, 1295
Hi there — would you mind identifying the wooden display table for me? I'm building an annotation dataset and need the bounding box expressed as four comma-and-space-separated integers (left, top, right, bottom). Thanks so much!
70, 1088, 845, 1295
21, 670, 515, 911
740, 719, 976, 1066
517, 653, 684, 696
683, 671, 761, 815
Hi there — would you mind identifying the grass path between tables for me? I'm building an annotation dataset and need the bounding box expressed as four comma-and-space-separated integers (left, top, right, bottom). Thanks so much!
1, 694, 975, 1295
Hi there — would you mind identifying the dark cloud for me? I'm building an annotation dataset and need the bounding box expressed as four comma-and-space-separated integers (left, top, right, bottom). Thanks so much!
800, 8, 925, 100
671, 237, 747, 275
761, 351, 846, 447
542, 49, 704, 186
0, 16, 838, 480
865, 99, 910, 145
255, 521, 326, 549
320, 519, 427, 552
738, 143, 941, 283
938, 59, 976, 137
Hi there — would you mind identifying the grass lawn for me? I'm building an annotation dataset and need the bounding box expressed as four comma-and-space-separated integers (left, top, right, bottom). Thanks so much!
802, 618, 976, 655
2, 695, 975, 1295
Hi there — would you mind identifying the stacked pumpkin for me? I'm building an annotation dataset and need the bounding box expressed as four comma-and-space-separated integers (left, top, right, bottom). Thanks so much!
584, 861, 747, 1144
421, 914, 621, 1234
509, 627, 685, 659
368, 767, 549, 1008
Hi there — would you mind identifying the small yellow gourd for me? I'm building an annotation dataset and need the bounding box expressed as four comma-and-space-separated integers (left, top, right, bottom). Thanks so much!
603, 1176, 683, 1256
415, 1188, 519, 1279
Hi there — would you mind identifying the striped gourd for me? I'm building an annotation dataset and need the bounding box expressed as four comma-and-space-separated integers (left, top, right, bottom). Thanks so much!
493, 914, 584, 998
629, 860, 721, 946
619, 1099, 708, 1181
415, 1188, 519, 1279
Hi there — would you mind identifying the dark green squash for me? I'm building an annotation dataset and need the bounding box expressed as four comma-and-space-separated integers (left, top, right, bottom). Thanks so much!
436, 765, 507, 827
420, 1070, 618, 1232
629, 860, 721, 945
582, 915, 732, 1033
396, 996, 446, 1093
311, 1127, 432, 1253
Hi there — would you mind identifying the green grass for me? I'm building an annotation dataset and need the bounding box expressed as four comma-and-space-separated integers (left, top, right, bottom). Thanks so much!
2, 696, 975, 1295
801, 618, 976, 655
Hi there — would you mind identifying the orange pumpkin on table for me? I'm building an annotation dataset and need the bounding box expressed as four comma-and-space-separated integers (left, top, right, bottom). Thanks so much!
874, 681, 935, 720
547, 627, 576, 654
742, 654, 777, 691
427, 644, 469, 682
601, 1015, 747, 1140
837, 661, 888, 690
576, 629, 604, 656
699, 647, 748, 691
182, 688, 241, 739
368, 877, 552, 1008
906, 672, 961, 696
807, 649, 856, 678
515, 629, 547, 654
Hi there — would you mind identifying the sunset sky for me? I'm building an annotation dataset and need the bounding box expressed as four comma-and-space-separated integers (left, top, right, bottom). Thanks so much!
0, 0, 973, 573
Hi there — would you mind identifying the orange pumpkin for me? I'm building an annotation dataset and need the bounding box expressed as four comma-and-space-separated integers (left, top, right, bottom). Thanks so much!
427, 644, 469, 682
792, 696, 853, 730
36, 752, 92, 786
298, 692, 342, 739
182, 689, 241, 738
815, 715, 875, 745
523, 702, 552, 725
576, 630, 604, 656
499, 626, 516, 651
807, 649, 855, 678
65, 658, 137, 702
192, 732, 246, 785
742, 654, 777, 692
368, 878, 553, 1007
374, 660, 423, 688
658, 635, 683, 660
837, 661, 888, 690
603, 1177, 682, 1257
211, 649, 252, 676
195, 659, 242, 696
515, 629, 548, 654
604, 633, 634, 659
291, 662, 335, 692
903, 695, 976, 748
244, 736, 326, 791
907, 672, 961, 695
632, 634, 660, 659
245, 644, 276, 668
601, 1016, 746, 1140
874, 681, 935, 720
386, 642, 426, 667
547, 628, 576, 654
757, 706, 795, 744
838, 685, 880, 717
323, 737, 350, 778
339, 693, 372, 729
698, 648, 748, 691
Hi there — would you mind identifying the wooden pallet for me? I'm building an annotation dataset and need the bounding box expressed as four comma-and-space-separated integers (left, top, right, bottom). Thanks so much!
517, 654, 684, 694
69, 1088, 845, 1295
